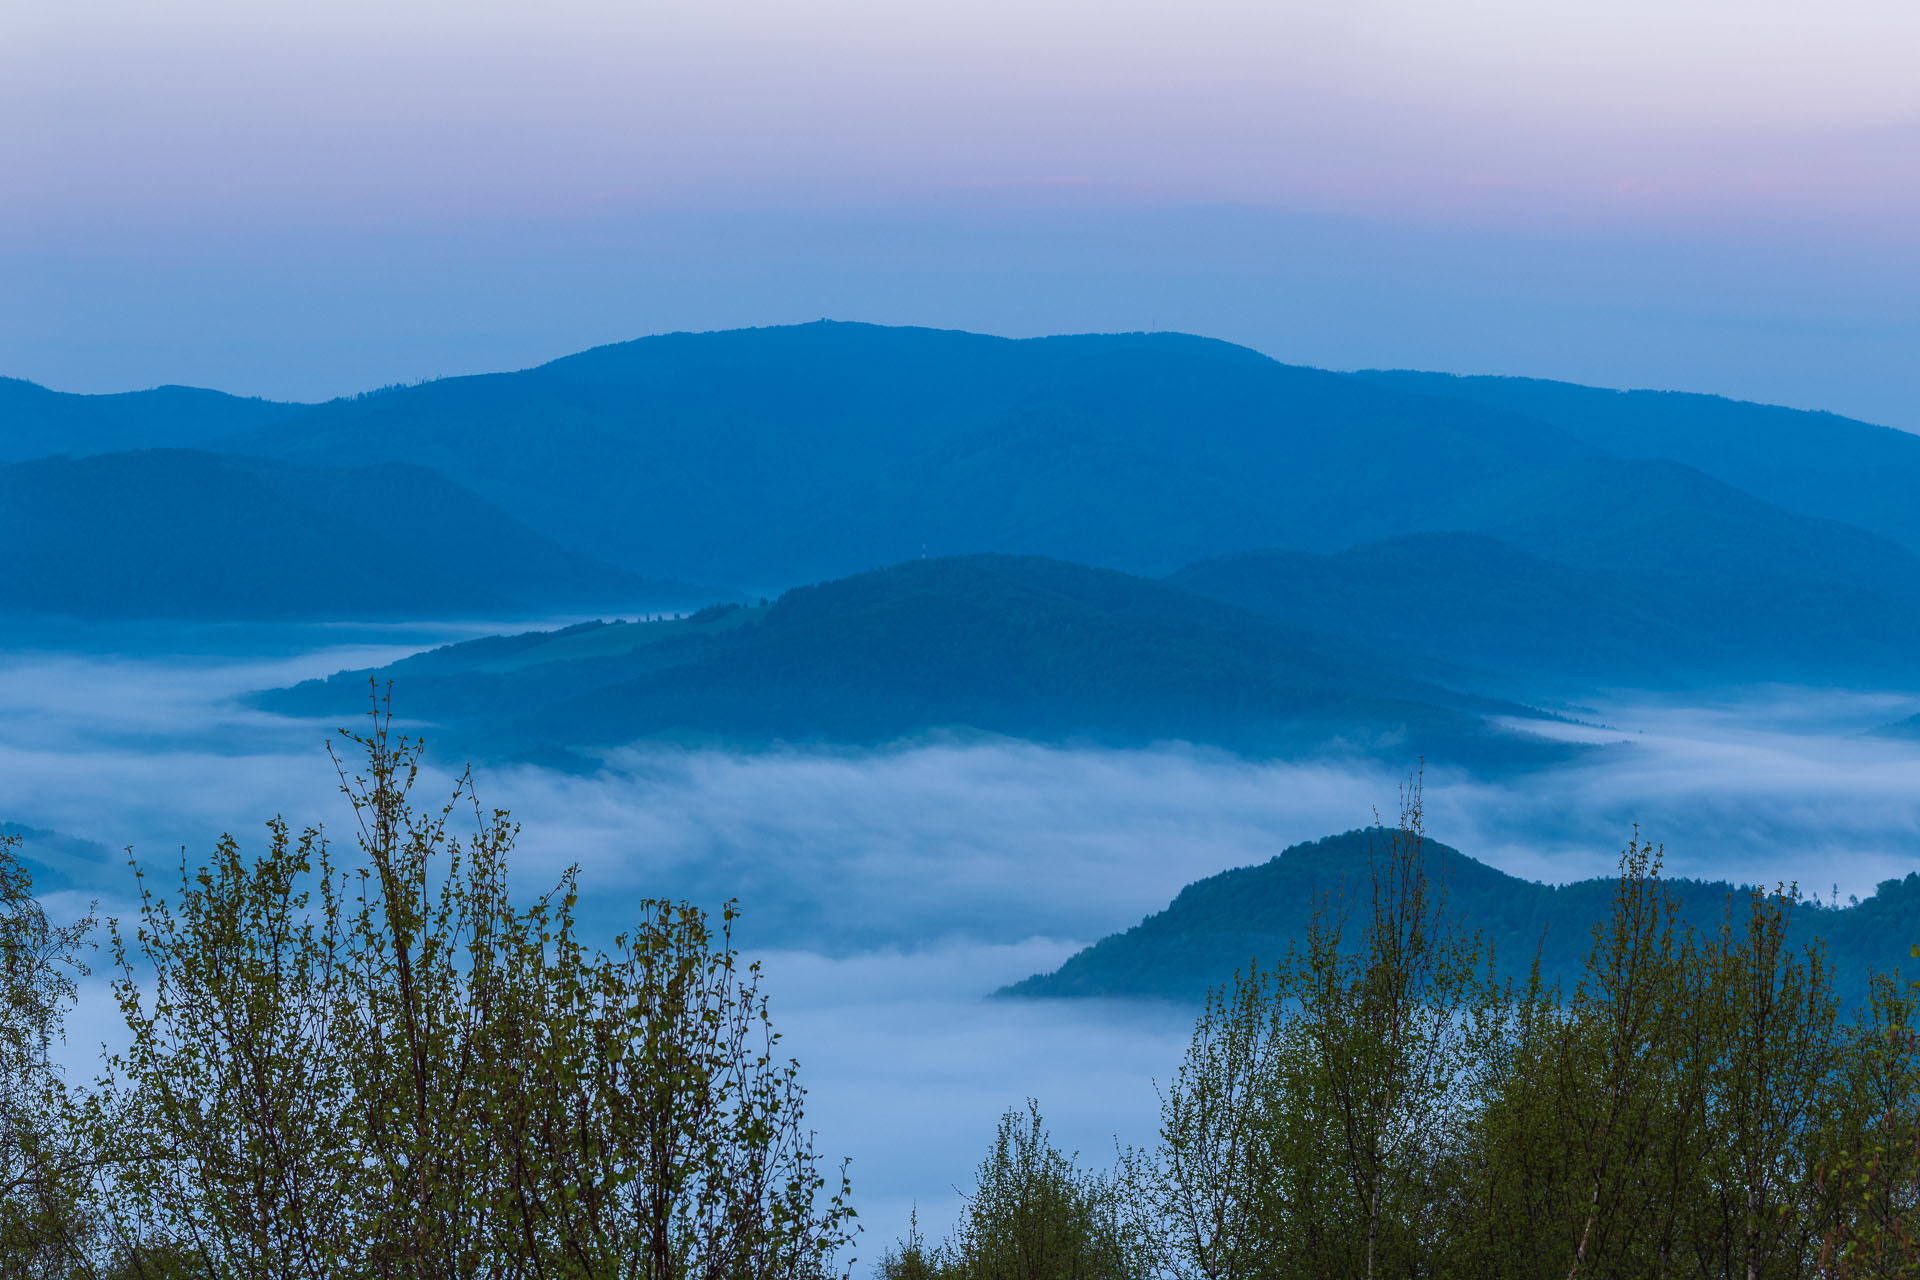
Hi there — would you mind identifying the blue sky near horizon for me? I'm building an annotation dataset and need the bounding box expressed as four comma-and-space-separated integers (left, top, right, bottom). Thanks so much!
4, 0, 1918, 425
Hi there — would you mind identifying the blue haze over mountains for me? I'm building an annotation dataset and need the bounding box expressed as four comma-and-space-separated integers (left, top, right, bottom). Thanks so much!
6, 318, 1920, 1000
0, 450, 672, 621
256, 556, 1570, 774
8, 321, 1920, 698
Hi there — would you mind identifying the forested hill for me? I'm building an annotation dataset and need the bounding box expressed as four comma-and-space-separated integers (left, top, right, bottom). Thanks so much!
0, 450, 685, 620
0, 376, 296, 462
1005, 828, 1917, 1004
214, 323, 1603, 587
14, 323, 1920, 674
10, 323, 1920, 619
211, 323, 1920, 601
1355, 369, 1920, 558
1168, 533, 1920, 692
256, 554, 1573, 772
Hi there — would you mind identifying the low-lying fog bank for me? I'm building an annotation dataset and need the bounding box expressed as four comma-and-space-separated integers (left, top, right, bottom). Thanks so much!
7, 643, 1915, 929
5, 637, 1919, 1257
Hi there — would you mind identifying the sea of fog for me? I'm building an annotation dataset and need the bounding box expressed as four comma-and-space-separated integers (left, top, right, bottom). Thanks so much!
5, 627, 1920, 1259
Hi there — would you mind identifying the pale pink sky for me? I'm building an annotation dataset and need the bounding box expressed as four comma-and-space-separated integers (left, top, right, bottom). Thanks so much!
8, 0, 1917, 229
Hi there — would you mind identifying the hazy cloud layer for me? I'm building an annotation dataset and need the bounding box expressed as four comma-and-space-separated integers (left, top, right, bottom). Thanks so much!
5, 648, 1920, 935
8, 643, 1920, 1256
750, 941, 1191, 1255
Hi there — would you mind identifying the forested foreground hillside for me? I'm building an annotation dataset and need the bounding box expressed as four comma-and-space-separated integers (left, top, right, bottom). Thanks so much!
4, 717, 1920, 1278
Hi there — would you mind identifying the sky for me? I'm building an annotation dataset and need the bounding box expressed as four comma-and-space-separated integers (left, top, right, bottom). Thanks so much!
4, 0, 1919, 424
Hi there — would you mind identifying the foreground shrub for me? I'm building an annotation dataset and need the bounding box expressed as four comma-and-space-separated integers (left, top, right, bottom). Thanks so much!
91, 699, 853, 1280
1143, 782, 1911, 1280
881, 1102, 1145, 1280
0, 831, 95, 1278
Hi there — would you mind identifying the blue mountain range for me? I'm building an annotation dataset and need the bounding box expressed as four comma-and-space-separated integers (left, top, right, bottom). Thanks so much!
9, 321, 1920, 746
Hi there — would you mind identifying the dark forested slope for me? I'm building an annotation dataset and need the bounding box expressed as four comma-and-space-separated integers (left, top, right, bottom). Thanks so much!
0, 450, 679, 620
1006, 828, 1916, 1004
0, 377, 297, 462
259, 554, 1571, 770
1356, 369, 1920, 558
1171, 532, 1920, 691
215, 323, 1604, 586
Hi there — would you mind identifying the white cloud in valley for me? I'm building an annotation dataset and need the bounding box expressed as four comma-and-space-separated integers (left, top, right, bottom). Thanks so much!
6, 644, 1920, 1257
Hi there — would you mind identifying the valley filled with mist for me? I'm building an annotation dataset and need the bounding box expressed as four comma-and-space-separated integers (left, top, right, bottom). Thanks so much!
7, 636, 1920, 1251
6, 323, 1920, 1258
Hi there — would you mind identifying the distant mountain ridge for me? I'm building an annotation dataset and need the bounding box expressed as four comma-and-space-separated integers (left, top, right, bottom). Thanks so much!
0, 823, 116, 895
0, 376, 297, 462
210, 322, 1607, 588
1004, 828, 1917, 1005
1169, 532, 1920, 692
1356, 370, 1920, 558
167, 325, 1920, 612
0, 450, 690, 620
11, 323, 1920, 687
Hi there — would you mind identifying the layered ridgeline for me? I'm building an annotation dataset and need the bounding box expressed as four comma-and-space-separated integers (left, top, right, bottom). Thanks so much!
1005, 828, 1918, 1004
0, 376, 295, 462
207, 325, 1603, 587
1169, 533, 1920, 692
1355, 369, 1920, 560
15, 322, 1920, 692
13, 322, 1920, 590
213, 325, 1920, 600
256, 554, 1574, 772
0, 450, 690, 620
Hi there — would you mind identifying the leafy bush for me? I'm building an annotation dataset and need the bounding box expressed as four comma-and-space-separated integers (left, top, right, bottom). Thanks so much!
0, 829, 94, 1276
881, 1102, 1146, 1280
85, 695, 854, 1279
1141, 781, 1909, 1280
